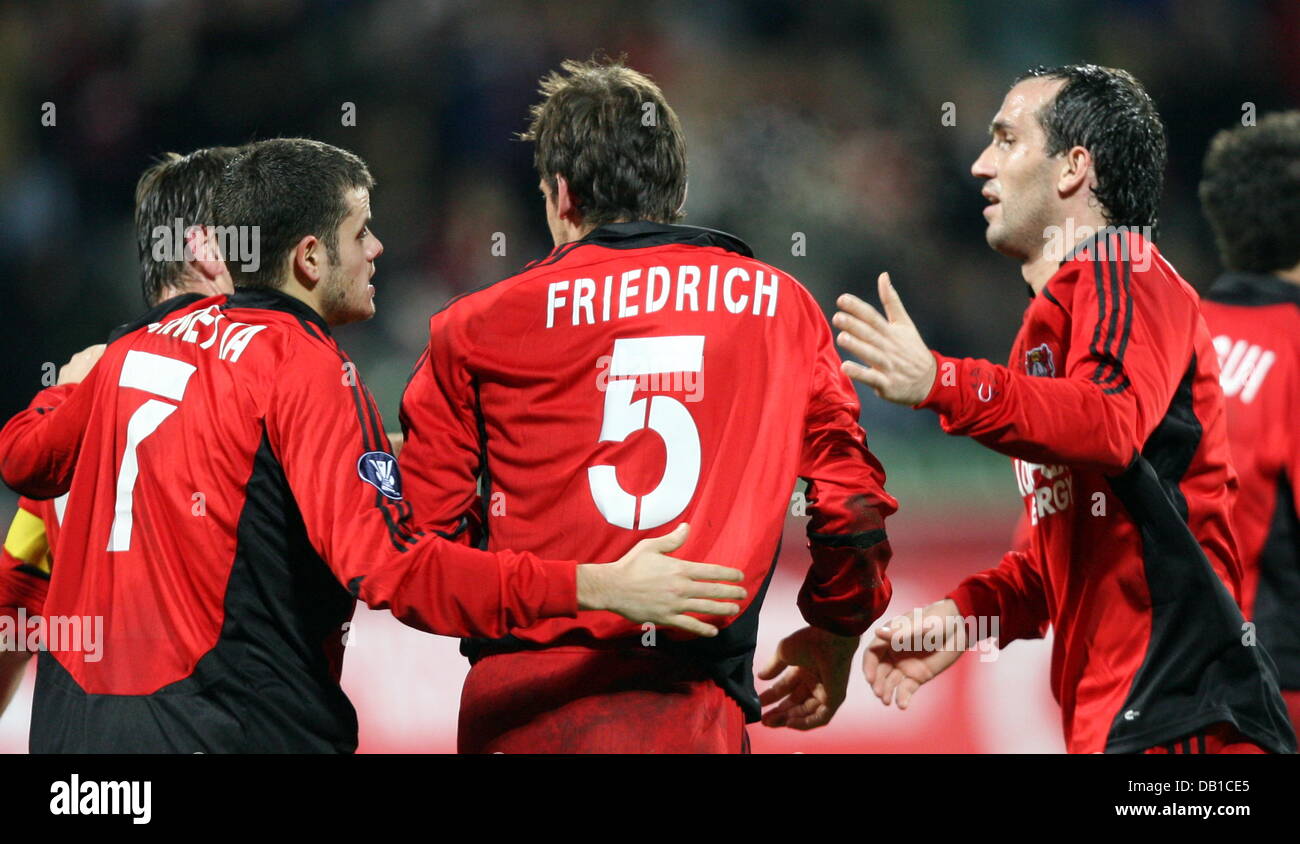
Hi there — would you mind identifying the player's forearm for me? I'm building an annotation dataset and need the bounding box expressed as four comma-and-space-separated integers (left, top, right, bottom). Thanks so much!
918, 352, 1139, 473
946, 550, 1050, 646
0, 561, 50, 617
360, 537, 577, 639
797, 534, 893, 636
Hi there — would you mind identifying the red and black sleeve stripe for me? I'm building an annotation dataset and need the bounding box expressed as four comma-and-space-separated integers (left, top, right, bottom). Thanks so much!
1087, 231, 1134, 395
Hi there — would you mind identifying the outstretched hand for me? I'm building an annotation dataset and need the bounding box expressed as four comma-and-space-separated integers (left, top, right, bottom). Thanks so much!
757, 626, 859, 730
862, 599, 967, 709
834, 273, 937, 406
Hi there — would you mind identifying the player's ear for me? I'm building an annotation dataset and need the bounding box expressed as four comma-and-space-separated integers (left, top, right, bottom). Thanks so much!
554, 174, 581, 224
187, 225, 227, 284
1057, 145, 1092, 199
293, 235, 323, 288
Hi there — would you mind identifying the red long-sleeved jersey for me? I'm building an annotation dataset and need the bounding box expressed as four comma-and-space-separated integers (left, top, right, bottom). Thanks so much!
399, 222, 897, 721
0, 288, 578, 752
1202, 272, 1300, 691
0, 296, 203, 622
926, 229, 1294, 754
0, 497, 57, 618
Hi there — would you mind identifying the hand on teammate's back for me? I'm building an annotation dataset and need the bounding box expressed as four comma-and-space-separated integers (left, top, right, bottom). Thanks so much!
55, 343, 107, 386
863, 599, 967, 709
833, 273, 937, 407
758, 625, 860, 730
576, 523, 747, 638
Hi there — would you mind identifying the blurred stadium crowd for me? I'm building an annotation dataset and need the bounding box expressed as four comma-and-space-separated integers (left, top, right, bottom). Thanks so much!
0, 0, 1295, 433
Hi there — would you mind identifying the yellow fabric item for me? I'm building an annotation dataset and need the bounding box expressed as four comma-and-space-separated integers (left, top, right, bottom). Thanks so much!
3, 506, 52, 575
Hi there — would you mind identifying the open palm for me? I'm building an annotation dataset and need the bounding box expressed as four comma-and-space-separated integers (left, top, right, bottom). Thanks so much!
862, 599, 967, 709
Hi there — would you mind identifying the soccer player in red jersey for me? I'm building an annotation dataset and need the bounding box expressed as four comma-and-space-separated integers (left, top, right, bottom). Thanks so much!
398, 58, 898, 753
836, 65, 1294, 753
0, 346, 101, 714
1198, 111, 1300, 733
0, 147, 241, 715
0, 138, 745, 752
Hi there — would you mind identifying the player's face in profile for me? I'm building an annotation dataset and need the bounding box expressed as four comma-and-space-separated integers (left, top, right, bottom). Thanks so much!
971, 77, 1063, 260
320, 186, 383, 326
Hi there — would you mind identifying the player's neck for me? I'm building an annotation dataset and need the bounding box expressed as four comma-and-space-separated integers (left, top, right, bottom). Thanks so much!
552, 221, 597, 248
279, 280, 334, 325
1020, 252, 1059, 295
1021, 209, 1110, 294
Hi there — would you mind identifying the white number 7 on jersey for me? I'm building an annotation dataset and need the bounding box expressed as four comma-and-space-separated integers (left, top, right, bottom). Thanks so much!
588, 336, 703, 530
108, 350, 197, 552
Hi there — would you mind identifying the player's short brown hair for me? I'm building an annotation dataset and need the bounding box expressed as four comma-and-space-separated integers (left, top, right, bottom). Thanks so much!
521, 55, 687, 228
134, 146, 243, 306
216, 138, 374, 290
1199, 110, 1300, 274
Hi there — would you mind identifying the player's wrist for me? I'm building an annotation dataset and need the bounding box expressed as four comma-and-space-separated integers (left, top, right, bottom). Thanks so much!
913, 350, 950, 410
810, 625, 861, 650
575, 562, 612, 612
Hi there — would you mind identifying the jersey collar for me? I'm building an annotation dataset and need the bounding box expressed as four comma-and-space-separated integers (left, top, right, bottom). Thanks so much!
1059, 225, 1154, 266
109, 292, 209, 343
1206, 272, 1300, 308
527, 221, 755, 271
581, 221, 754, 257
225, 287, 333, 336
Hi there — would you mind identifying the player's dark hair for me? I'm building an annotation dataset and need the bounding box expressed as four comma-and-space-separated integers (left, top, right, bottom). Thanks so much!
1199, 110, 1300, 274
1016, 64, 1167, 232
134, 146, 243, 307
216, 138, 374, 289
521, 54, 687, 228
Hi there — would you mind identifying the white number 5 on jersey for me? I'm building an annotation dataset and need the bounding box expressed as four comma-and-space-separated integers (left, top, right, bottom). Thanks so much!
588, 336, 703, 530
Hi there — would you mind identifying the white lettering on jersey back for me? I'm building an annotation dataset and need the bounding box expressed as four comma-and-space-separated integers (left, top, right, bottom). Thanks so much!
545, 263, 781, 327
147, 305, 268, 363
1213, 335, 1275, 404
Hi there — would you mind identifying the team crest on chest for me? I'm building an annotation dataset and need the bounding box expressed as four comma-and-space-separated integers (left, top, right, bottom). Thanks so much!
1025, 343, 1056, 377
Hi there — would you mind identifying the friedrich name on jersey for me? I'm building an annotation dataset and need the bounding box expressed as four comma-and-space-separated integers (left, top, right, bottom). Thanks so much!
545, 262, 780, 328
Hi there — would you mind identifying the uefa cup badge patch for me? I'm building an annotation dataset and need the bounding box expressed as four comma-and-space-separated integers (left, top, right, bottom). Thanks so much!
357, 451, 403, 499
1025, 343, 1056, 378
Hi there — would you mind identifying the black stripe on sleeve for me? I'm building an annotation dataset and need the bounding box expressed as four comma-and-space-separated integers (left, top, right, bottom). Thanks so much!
358, 385, 421, 546
807, 528, 888, 549
1090, 233, 1135, 389
338, 351, 413, 546
1114, 240, 1134, 366
360, 388, 424, 541
471, 377, 493, 552
1089, 257, 1112, 383
1099, 232, 1134, 383
1104, 236, 1122, 370
339, 359, 414, 553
